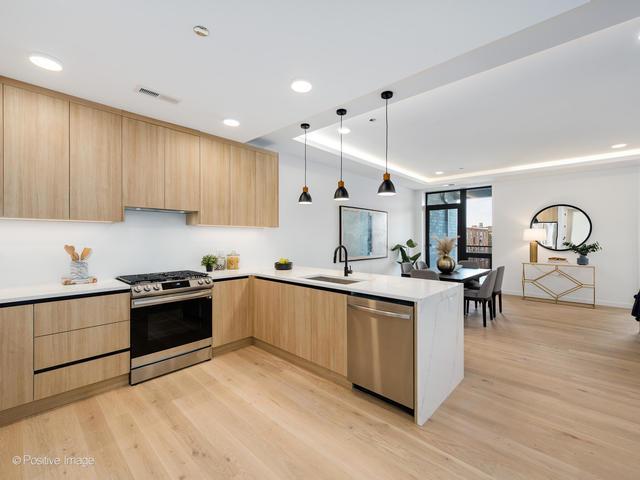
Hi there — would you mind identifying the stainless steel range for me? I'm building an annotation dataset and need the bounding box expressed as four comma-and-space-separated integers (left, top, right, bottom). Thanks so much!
116, 270, 213, 385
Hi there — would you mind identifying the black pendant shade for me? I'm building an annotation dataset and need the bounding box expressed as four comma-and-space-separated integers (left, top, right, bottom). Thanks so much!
298, 122, 312, 204
378, 90, 397, 196
334, 108, 349, 201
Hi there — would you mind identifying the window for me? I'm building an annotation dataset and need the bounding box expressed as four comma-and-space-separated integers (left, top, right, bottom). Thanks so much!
425, 186, 492, 268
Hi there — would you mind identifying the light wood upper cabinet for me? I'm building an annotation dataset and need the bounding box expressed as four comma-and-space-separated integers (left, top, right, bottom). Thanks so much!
70, 103, 122, 221
213, 278, 252, 347
164, 129, 200, 212
230, 146, 256, 226
256, 152, 279, 227
3, 85, 69, 219
122, 117, 165, 209
0, 305, 34, 411
189, 138, 230, 225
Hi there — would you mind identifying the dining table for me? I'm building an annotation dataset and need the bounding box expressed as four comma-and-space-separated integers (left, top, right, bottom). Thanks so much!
437, 267, 491, 283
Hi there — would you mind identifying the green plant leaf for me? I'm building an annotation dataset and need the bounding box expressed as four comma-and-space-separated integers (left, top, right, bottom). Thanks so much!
406, 239, 417, 248
410, 252, 421, 263
390, 244, 402, 251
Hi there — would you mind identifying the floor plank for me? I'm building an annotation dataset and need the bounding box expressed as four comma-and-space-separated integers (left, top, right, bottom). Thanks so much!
0, 295, 639, 479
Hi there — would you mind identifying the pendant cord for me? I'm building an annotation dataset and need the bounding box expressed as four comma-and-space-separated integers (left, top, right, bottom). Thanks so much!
304, 128, 307, 186
385, 97, 389, 174
340, 115, 343, 180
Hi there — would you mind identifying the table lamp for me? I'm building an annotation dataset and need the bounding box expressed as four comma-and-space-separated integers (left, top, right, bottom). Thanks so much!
523, 228, 546, 263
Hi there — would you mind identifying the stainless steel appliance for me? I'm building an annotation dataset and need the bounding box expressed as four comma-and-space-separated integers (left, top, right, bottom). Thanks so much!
347, 295, 414, 409
116, 270, 213, 385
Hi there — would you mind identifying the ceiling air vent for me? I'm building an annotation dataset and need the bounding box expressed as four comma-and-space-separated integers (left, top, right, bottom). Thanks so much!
135, 86, 180, 104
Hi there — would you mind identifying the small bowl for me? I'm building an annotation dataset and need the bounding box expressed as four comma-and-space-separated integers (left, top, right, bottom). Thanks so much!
275, 262, 292, 271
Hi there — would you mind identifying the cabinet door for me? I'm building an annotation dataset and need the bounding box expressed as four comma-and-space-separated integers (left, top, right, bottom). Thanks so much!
194, 138, 231, 225
230, 146, 256, 226
310, 290, 347, 375
122, 117, 165, 209
213, 278, 251, 346
3, 85, 69, 219
70, 103, 122, 221
165, 129, 200, 211
0, 84, 3, 216
253, 279, 280, 345
255, 152, 279, 227
0, 305, 33, 410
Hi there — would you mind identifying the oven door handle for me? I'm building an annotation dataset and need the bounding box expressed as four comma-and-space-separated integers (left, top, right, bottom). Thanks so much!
131, 289, 212, 309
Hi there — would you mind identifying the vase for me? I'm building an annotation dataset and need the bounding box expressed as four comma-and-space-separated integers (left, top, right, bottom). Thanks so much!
577, 254, 589, 265
437, 255, 456, 274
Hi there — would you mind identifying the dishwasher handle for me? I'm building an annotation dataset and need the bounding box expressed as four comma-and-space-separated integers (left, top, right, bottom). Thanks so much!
348, 303, 412, 320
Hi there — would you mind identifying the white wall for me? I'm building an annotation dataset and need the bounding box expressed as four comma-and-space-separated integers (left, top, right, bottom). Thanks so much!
492, 165, 639, 307
0, 154, 417, 288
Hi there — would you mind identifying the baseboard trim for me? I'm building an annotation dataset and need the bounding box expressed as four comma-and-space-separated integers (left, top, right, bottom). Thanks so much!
213, 337, 253, 356
0, 374, 129, 427
253, 338, 352, 389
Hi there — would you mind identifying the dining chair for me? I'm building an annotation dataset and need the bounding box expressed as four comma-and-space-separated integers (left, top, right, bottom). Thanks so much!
491, 266, 505, 317
415, 260, 428, 270
464, 270, 497, 327
410, 269, 440, 280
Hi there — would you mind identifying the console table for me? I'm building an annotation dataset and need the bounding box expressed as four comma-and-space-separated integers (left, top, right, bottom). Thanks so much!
522, 262, 595, 308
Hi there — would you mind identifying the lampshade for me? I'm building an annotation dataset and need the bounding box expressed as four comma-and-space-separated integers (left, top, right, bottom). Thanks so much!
523, 228, 546, 241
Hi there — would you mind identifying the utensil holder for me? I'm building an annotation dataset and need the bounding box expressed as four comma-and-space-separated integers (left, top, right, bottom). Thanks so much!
70, 261, 89, 280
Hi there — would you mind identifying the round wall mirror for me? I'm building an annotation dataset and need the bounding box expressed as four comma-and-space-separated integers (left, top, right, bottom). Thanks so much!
530, 204, 592, 251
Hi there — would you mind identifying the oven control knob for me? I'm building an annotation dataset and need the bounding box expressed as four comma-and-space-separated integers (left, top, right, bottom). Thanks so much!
143, 286, 151, 292
197, 279, 204, 285
153, 285, 160, 291
133, 286, 141, 293
204, 278, 211, 284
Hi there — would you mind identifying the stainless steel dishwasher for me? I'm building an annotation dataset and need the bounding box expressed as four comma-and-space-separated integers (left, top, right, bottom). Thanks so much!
347, 295, 414, 409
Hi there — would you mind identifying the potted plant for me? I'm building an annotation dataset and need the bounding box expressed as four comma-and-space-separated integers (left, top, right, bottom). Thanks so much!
435, 237, 457, 274
391, 239, 421, 267
563, 241, 602, 265
201, 254, 217, 272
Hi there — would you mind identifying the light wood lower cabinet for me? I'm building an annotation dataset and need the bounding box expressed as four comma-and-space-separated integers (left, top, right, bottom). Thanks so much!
0, 305, 33, 410
213, 278, 252, 346
3, 85, 69, 219
70, 103, 123, 221
34, 292, 130, 337
34, 321, 130, 370
34, 352, 129, 400
253, 279, 347, 375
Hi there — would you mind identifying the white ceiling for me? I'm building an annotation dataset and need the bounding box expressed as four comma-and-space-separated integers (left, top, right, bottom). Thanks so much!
303, 16, 640, 186
0, 0, 585, 142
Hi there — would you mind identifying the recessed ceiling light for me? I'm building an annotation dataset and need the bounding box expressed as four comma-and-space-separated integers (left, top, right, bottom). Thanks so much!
443, 183, 455, 187
29, 53, 63, 72
338, 127, 350, 135
290, 80, 312, 93
435, 171, 444, 175
611, 143, 628, 149
223, 119, 240, 127
193, 25, 209, 37
369, 118, 376, 122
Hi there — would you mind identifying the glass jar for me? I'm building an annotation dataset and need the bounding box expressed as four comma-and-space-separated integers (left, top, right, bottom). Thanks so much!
215, 251, 226, 270
226, 251, 240, 270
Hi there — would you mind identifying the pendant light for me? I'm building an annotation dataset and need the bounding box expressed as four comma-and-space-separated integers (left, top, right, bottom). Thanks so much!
334, 108, 350, 201
377, 91, 397, 196
298, 123, 312, 204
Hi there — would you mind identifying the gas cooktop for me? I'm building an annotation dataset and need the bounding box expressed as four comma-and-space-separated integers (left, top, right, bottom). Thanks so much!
116, 270, 208, 285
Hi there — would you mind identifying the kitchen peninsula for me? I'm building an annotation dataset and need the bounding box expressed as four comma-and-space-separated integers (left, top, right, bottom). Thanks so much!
0, 266, 463, 427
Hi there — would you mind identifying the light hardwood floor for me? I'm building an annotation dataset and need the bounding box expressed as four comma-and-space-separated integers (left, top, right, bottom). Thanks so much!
1, 295, 639, 479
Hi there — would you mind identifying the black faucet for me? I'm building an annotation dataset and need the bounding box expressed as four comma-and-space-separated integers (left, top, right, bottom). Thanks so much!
333, 245, 353, 277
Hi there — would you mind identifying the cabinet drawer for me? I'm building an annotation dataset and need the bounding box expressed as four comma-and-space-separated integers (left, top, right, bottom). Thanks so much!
34, 351, 129, 400
34, 293, 130, 336
34, 321, 130, 370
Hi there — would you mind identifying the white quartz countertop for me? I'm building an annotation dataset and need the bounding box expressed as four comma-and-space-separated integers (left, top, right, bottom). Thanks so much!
0, 278, 130, 306
0, 266, 459, 306
205, 265, 460, 302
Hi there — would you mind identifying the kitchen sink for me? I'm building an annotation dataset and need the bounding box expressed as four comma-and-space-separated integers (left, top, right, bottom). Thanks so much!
305, 275, 362, 285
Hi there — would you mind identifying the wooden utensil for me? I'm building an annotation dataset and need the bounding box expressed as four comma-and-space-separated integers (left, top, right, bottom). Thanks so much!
64, 244, 76, 259
80, 247, 92, 260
